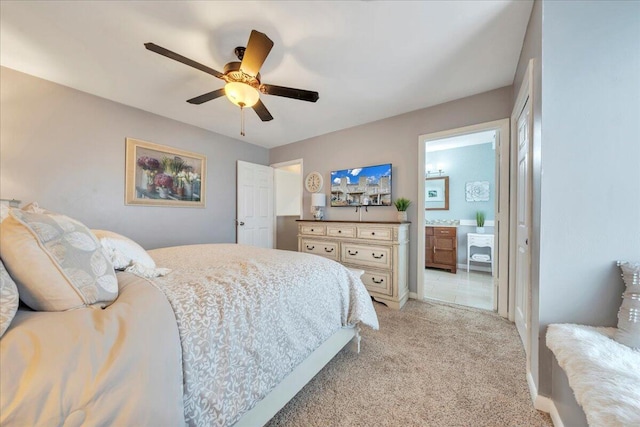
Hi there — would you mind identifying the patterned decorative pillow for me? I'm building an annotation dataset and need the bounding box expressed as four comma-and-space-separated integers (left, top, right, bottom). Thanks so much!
0, 210, 118, 311
615, 261, 640, 349
0, 260, 19, 337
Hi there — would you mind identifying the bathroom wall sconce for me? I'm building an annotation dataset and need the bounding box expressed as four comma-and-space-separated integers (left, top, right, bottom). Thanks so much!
425, 163, 445, 177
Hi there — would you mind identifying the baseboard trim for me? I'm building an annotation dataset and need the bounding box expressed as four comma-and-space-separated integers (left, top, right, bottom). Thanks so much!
409, 292, 418, 300
526, 370, 563, 426
549, 403, 564, 427
457, 263, 492, 273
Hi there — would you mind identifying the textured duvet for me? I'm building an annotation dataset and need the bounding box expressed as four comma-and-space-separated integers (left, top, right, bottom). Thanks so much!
149, 244, 378, 426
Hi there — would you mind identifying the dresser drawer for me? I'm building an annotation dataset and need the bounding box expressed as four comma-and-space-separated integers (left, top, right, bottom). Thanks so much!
341, 243, 392, 269
301, 239, 338, 260
300, 224, 326, 236
357, 226, 392, 241
360, 270, 393, 296
326, 225, 356, 238
434, 227, 456, 237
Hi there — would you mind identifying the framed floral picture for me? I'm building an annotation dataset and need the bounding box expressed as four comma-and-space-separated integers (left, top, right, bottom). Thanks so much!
125, 138, 206, 207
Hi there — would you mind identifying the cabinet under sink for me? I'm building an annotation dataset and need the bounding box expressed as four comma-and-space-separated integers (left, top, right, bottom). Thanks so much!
425, 226, 457, 273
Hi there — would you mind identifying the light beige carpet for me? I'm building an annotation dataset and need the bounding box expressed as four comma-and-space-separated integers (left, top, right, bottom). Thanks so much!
267, 300, 552, 427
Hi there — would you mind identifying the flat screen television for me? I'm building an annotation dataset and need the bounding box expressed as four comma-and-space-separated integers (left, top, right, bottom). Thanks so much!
330, 163, 392, 207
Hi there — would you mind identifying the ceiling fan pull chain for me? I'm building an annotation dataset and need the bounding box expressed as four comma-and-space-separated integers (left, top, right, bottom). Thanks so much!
240, 103, 246, 136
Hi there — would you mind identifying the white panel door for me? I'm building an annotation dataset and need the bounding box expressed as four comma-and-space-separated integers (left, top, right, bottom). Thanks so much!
237, 161, 274, 248
515, 98, 532, 353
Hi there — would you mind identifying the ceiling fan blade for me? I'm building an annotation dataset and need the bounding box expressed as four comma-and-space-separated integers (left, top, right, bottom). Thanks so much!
240, 30, 274, 77
253, 99, 274, 122
261, 84, 319, 103
145, 43, 223, 78
186, 88, 226, 105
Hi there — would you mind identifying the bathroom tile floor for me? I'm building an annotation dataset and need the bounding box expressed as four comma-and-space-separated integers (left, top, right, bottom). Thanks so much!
424, 268, 494, 311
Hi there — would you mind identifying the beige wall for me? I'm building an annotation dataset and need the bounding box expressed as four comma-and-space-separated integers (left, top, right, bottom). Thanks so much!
0, 67, 268, 249
270, 86, 513, 293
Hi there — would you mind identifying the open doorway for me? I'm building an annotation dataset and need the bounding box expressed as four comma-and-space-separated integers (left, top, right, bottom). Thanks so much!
424, 130, 497, 310
417, 119, 510, 317
272, 159, 303, 251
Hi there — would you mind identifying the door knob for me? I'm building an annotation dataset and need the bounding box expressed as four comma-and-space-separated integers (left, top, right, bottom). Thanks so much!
237, 221, 245, 226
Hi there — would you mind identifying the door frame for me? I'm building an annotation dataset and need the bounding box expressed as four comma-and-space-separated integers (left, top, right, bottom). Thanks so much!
417, 118, 510, 317
270, 159, 304, 248
270, 158, 304, 219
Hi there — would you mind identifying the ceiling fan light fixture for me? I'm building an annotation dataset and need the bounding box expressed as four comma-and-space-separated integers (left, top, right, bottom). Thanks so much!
225, 82, 260, 108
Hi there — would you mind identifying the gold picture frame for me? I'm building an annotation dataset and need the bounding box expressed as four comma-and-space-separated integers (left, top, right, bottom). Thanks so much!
125, 138, 206, 208
425, 176, 449, 211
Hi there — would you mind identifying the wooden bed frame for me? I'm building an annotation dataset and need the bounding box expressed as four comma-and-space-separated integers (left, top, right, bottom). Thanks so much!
234, 326, 361, 426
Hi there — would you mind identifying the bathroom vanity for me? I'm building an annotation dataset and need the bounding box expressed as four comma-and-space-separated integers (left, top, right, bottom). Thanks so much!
425, 225, 457, 273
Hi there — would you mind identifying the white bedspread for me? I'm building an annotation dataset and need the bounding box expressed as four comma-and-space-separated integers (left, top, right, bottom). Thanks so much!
149, 244, 378, 426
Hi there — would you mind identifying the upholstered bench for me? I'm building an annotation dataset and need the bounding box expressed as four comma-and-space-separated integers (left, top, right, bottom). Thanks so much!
546, 324, 640, 427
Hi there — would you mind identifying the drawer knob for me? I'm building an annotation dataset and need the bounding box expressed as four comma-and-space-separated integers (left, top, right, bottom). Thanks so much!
371, 232, 375, 235
372, 253, 384, 259
324, 247, 334, 253
338, 230, 342, 233
348, 250, 359, 256
311, 228, 314, 232
306, 245, 315, 250
371, 278, 384, 284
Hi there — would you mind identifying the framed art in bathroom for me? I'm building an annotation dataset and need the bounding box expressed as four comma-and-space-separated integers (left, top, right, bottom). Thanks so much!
425, 176, 449, 210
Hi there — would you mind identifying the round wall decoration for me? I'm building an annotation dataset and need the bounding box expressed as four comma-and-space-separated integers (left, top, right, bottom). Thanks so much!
305, 171, 323, 193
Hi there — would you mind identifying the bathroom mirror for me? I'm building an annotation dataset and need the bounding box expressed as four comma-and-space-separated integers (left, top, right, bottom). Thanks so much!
425, 176, 449, 210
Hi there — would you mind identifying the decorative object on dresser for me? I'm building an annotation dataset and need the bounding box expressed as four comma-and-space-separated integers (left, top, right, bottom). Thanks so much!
467, 233, 494, 274
425, 226, 457, 273
393, 197, 411, 222
475, 210, 485, 233
311, 193, 326, 220
297, 220, 410, 309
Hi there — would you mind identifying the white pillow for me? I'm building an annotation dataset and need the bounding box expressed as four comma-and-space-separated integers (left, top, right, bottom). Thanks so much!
92, 230, 156, 269
615, 261, 640, 349
92, 230, 170, 278
0, 260, 19, 337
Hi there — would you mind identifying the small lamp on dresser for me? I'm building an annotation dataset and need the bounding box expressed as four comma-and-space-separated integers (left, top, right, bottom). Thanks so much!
311, 193, 326, 220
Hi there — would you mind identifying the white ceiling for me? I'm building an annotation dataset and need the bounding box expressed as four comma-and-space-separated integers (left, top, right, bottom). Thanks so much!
0, 1, 532, 149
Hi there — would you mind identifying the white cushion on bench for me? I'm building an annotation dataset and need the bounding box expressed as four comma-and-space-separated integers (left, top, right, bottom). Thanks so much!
547, 324, 640, 427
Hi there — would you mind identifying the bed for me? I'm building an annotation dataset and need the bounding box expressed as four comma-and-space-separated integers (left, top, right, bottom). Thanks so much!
0, 236, 378, 426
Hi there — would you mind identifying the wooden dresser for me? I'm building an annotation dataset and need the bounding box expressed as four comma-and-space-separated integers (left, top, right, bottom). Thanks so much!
297, 220, 410, 309
425, 226, 457, 273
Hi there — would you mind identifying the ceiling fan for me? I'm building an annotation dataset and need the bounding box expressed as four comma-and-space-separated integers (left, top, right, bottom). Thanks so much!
145, 30, 319, 136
